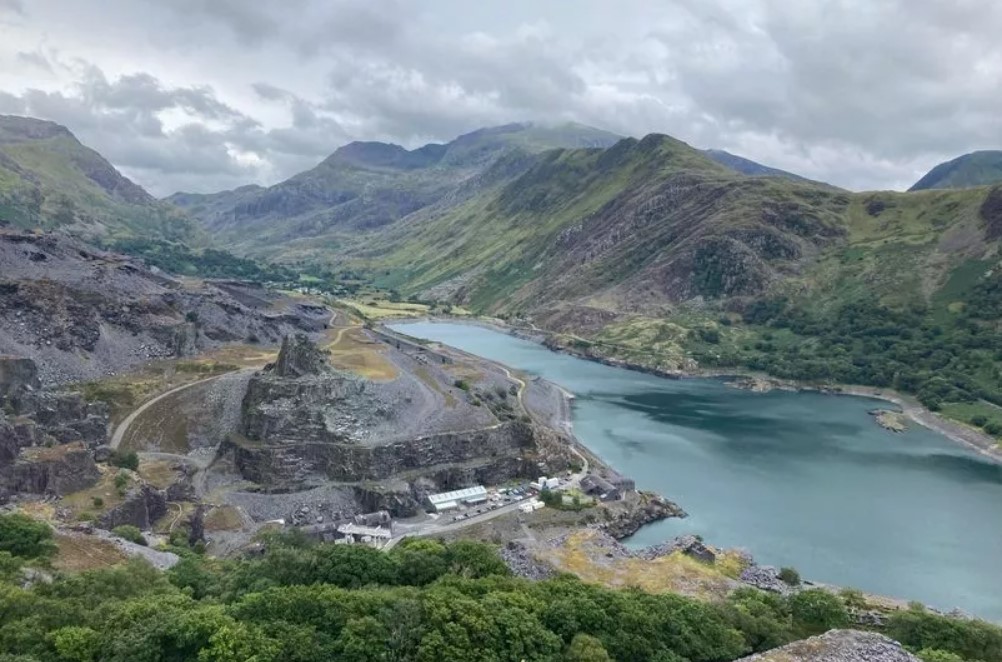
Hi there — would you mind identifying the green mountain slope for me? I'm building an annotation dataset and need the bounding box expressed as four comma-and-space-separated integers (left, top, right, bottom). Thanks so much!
331, 133, 1002, 433
910, 150, 1002, 191
346, 134, 849, 311
0, 115, 197, 242
167, 121, 622, 253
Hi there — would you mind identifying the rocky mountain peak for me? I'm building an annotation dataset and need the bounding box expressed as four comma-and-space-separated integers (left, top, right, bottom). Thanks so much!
272, 334, 331, 377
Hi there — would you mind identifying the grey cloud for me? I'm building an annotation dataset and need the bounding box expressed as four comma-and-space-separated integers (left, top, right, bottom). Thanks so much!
2, 0, 1001, 193
0, 0, 22, 15
16, 51, 51, 71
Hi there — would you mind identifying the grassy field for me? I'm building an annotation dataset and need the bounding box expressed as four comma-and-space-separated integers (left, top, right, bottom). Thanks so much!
538, 530, 744, 600
52, 533, 127, 572
324, 324, 398, 381
338, 298, 429, 318
60, 467, 138, 522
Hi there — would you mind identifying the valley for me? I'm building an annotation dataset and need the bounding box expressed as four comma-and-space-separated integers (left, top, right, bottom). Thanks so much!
2, 113, 1002, 662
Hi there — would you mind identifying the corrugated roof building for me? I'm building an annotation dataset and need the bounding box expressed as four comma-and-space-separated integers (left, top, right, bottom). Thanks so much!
426, 485, 488, 512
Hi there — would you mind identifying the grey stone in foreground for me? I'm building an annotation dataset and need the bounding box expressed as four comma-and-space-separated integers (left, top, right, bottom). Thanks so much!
736, 630, 919, 662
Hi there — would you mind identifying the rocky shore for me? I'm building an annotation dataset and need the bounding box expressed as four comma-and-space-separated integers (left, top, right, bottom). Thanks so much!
601, 491, 687, 539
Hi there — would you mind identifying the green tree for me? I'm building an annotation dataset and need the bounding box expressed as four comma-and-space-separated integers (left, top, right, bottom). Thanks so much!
778, 567, 801, 586
109, 450, 139, 471
0, 514, 56, 559
444, 540, 510, 578
50, 626, 100, 662
565, 633, 612, 662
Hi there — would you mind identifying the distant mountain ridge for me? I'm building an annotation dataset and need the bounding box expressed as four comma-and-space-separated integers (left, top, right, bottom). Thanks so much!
702, 149, 816, 184
910, 150, 1002, 191
166, 121, 624, 251
0, 114, 197, 243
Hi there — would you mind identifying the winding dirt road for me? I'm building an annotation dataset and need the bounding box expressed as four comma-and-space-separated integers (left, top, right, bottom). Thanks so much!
109, 373, 235, 450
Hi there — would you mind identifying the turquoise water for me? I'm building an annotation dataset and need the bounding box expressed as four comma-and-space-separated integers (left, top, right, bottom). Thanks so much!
390, 321, 1002, 620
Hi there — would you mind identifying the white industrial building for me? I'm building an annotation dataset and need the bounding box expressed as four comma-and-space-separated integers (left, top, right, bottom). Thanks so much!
426, 485, 488, 512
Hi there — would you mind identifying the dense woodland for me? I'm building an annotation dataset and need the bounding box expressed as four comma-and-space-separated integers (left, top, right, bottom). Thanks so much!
0, 515, 1000, 662
688, 291, 1002, 435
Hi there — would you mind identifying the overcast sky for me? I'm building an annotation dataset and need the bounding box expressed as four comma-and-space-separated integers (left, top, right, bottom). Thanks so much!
1, 0, 999, 196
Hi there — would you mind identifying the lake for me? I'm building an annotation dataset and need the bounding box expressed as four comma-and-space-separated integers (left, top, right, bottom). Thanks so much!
390, 320, 1002, 621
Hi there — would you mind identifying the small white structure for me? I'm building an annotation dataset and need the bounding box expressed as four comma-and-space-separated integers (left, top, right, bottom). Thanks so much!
426, 485, 488, 512
335, 523, 392, 547
519, 499, 545, 514
544, 477, 560, 490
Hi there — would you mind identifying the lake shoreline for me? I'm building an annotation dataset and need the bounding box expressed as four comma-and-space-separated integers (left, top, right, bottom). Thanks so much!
390, 315, 1002, 465
388, 317, 1002, 620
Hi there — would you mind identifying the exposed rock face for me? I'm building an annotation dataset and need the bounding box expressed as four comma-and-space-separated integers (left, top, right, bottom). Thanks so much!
735, 630, 919, 662
231, 334, 575, 514
273, 333, 331, 377
230, 421, 540, 485
0, 358, 108, 499
1, 442, 99, 496
0, 231, 325, 385
100, 485, 169, 530
0, 356, 40, 398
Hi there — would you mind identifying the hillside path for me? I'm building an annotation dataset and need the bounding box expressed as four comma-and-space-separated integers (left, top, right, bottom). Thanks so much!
109, 373, 234, 450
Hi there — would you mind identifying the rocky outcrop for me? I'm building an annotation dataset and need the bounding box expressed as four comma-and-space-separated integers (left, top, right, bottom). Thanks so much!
501, 541, 557, 580
635, 534, 716, 563
0, 356, 40, 398
601, 491, 686, 539
740, 565, 795, 594
0, 358, 108, 499
735, 630, 919, 661
273, 333, 331, 377
0, 442, 99, 496
100, 485, 169, 530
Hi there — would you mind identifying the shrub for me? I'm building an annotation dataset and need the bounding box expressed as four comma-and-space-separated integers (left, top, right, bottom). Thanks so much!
778, 566, 801, 586
114, 471, 130, 495
109, 449, 139, 471
91, 496, 104, 508
789, 589, 849, 634
453, 379, 470, 391
971, 415, 988, 427
0, 513, 56, 559
112, 525, 147, 546
839, 587, 867, 610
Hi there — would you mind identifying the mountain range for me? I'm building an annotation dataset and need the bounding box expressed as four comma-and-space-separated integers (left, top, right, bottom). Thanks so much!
6, 113, 1002, 428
